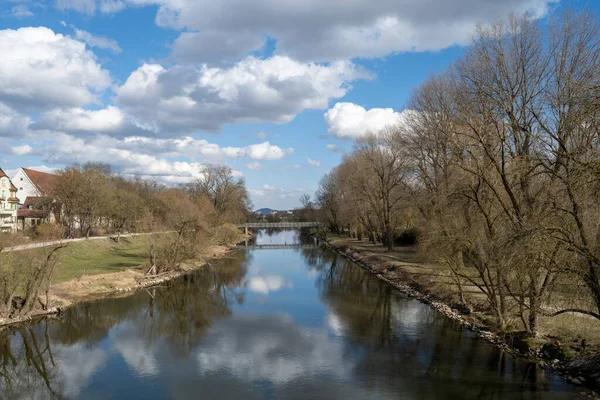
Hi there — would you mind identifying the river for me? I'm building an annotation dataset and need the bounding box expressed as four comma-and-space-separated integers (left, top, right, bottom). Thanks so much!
0, 229, 583, 399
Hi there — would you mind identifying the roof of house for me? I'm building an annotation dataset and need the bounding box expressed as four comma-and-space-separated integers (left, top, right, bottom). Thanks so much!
0, 168, 19, 192
22, 168, 56, 195
17, 209, 46, 218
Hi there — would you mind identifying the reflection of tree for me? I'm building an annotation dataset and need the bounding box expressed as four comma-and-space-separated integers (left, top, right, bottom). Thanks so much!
0, 251, 249, 398
308, 250, 562, 399
136, 251, 247, 354
0, 322, 58, 399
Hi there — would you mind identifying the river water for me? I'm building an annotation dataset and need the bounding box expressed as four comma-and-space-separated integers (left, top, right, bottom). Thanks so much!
0, 230, 583, 399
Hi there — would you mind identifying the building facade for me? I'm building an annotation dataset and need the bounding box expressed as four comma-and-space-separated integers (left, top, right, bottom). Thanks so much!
0, 168, 19, 233
11, 168, 56, 205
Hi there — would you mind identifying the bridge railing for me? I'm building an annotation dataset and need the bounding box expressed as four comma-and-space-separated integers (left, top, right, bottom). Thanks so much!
237, 222, 321, 229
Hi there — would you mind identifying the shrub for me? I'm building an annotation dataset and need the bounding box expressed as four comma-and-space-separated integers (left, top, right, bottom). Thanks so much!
31, 223, 62, 241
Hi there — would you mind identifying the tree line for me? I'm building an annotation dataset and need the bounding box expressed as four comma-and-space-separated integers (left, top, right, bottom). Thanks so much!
1, 162, 251, 319
316, 9, 600, 336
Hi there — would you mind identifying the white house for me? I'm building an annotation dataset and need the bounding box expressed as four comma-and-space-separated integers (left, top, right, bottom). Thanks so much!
11, 168, 56, 204
0, 168, 19, 233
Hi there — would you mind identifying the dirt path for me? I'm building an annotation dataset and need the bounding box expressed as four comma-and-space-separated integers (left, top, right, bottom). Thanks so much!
3, 231, 169, 252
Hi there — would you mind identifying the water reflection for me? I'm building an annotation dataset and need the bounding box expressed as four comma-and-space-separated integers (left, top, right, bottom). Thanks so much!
0, 230, 581, 399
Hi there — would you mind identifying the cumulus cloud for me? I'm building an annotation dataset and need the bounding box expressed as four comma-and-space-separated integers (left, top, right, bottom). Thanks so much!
0, 27, 111, 112
35, 106, 125, 133
118, 137, 292, 161
74, 28, 122, 53
116, 56, 369, 133
306, 158, 320, 167
29, 133, 292, 184
63, 0, 558, 63
0, 103, 31, 137
11, 144, 32, 155
324, 102, 410, 139
246, 162, 261, 170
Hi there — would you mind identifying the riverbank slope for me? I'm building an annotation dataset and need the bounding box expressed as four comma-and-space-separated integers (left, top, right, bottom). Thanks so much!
0, 232, 247, 327
322, 234, 600, 394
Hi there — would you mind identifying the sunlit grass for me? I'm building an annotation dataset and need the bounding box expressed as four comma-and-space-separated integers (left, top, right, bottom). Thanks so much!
52, 237, 148, 283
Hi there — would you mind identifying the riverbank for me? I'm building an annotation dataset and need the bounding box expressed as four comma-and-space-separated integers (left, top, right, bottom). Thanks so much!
321, 234, 600, 395
0, 233, 247, 328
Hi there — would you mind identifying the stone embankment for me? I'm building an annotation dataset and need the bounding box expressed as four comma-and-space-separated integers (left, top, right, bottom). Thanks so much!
320, 237, 600, 397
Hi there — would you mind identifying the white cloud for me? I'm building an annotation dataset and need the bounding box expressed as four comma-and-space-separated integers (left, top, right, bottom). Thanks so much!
99, 0, 126, 13
119, 137, 292, 161
306, 158, 320, 167
36, 106, 125, 132
11, 144, 32, 155
116, 56, 369, 133
30, 133, 290, 184
74, 28, 122, 53
324, 102, 409, 139
68, 0, 557, 63
262, 184, 276, 190
256, 132, 267, 139
249, 189, 265, 197
246, 161, 261, 170
0, 27, 111, 112
11, 5, 33, 17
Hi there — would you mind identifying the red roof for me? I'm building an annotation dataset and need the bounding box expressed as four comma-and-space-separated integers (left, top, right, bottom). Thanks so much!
7, 197, 18, 202
23, 168, 56, 195
18, 209, 46, 218
0, 168, 7, 178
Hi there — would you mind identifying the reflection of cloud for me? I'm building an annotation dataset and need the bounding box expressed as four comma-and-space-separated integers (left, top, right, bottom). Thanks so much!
246, 275, 290, 294
196, 316, 351, 384
113, 324, 159, 377
54, 343, 110, 398
327, 311, 345, 336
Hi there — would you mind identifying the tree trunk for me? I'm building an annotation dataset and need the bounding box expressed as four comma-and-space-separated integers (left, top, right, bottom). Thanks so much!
386, 226, 394, 251
528, 272, 539, 337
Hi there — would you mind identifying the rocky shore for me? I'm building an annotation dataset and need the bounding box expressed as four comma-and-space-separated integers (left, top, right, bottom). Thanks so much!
321, 237, 600, 397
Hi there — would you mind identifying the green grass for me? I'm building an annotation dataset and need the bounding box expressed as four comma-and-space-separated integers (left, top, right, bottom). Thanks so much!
52, 237, 149, 283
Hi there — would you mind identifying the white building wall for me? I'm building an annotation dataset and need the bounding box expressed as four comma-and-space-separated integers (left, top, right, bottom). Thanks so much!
0, 176, 18, 232
11, 168, 40, 204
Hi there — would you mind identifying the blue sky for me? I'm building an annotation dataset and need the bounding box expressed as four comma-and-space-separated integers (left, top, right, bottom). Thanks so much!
0, 0, 595, 209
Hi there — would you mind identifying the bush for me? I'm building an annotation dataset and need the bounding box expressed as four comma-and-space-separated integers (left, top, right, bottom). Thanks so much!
212, 223, 242, 245
31, 223, 62, 241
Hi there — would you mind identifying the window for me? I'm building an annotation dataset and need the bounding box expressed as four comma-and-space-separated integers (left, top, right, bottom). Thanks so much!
20, 178, 23, 181
19, 187, 23, 190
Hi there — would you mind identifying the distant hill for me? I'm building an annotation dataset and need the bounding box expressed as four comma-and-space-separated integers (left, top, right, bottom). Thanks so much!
255, 208, 278, 215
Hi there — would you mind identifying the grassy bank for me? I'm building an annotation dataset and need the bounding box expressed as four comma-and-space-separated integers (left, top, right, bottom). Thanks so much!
0, 232, 246, 325
53, 236, 148, 282
323, 233, 600, 393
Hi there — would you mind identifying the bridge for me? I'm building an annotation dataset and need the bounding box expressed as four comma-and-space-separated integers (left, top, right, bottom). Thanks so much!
233, 244, 318, 250
237, 221, 321, 234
